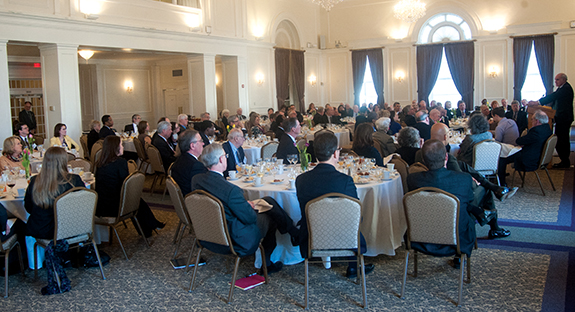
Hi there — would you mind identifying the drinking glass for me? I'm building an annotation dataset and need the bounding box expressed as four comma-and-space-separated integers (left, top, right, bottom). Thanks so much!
6, 175, 15, 197
287, 154, 298, 166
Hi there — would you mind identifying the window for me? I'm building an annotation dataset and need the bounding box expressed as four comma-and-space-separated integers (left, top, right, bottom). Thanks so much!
521, 42, 546, 101
359, 57, 378, 105
418, 13, 472, 44
428, 48, 462, 104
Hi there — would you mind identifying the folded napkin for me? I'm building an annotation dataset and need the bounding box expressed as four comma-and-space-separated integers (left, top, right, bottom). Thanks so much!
251, 199, 273, 213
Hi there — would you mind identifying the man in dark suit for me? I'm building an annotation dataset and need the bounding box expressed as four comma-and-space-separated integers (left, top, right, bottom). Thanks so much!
192, 143, 298, 273
355, 107, 369, 129
236, 107, 247, 121
536, 73, 574, 168
325, 107, 345, 125
413, 111, 431, 141
99, 115, 116, 139
498, 110, 553, 185
400, 105, 416, 127
197, 120, 215, 147
445, 101, 454, 120
295, 132, 374, 278
18, 101, 36, 134
152, 120, 176, 171
276, 118, 301, 164
15, 122, 32, 150
222, 128, 246, 177
505, 100, 528, 134
455, 100, 468, 118
124, 114, 141, 134
171, 129, 207, 196
312, 107, 328, 125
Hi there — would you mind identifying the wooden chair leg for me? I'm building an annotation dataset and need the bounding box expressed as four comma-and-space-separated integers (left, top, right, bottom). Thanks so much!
544, 168, 556, 191
227, 257, 241, 303
400, 250, 410, 299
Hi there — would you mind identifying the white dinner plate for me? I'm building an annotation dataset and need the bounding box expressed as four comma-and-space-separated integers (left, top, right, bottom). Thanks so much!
270, 180, 284, 184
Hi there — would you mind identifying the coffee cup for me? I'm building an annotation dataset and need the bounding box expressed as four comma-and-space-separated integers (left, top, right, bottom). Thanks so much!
383, 170, 390, 179
17, 188, 25, 197
289, 179, 296, 189
229, 170, 237, 179
83, 172, 93, 180
73, 167, 82, 175
387, 163, 395, 171
278, 165, 284, 175
254, 176, 262, 186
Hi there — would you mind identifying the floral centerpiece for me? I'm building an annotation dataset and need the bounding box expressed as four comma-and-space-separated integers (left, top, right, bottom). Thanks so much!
21, 148, 30, 178
295, 141, 311, 171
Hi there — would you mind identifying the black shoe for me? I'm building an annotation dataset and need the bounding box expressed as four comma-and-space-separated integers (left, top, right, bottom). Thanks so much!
156, 222, 166, 230
494, 187, 518, 202
552, 162, 570, 169
448, 257, 461, 269
488, 228, 511, 239
262, 261, 283, 275
477, 209, 497, 226
345, 263, 375, 278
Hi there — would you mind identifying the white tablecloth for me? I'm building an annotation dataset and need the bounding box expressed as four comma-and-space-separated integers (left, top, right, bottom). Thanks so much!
122, 139, 136, 153
229, 171, 405, 267
306, 129, 351, 147
243, 144, 263, 165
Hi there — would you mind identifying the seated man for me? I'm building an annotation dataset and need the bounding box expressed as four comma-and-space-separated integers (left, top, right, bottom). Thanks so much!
222, 128, 246, 177
276, 117, 301, 165
192, 144, 298, 273
373, 117, 397, 157
313, 107, 328, 125
171, 129, 207, 196
15, 122, 33, 150
197, 120, 216, 146
152, 120, 176, 171
99, 115, 116, 139
124, 114, 141, 135
505, 100, 529, 134
413, 111, 431, 141
295, 132, 374, 278
492, 107, 519, 145
498, 110, 553, 185
227, 115, 248, 136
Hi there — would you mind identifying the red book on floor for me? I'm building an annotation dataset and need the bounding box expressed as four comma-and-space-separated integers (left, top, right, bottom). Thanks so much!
229, 274, 266, 290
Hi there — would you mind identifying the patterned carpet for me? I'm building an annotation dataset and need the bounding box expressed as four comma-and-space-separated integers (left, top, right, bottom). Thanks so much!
2, 163, 574, 311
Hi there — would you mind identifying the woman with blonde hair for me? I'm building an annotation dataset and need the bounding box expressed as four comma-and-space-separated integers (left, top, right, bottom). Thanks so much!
0, 136, 25, 170
25, 147, 85, 295
49, 123, 79, 151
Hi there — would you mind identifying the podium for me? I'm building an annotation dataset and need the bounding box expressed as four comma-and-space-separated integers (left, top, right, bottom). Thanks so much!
527, 105, 555, 131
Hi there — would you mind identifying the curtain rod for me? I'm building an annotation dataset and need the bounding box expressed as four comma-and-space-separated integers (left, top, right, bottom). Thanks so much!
413, 39, 477, 47
510, 32, 558, 39
273, 47, 306, 52
349, 47, 385, 52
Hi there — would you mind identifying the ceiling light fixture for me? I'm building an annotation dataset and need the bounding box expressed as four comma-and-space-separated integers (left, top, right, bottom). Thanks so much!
309, 0, 343, 12
78, 50, 95, 60
393, 0, 427, 23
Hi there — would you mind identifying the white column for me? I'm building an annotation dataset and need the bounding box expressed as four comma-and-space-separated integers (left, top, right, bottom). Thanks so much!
38, 43, 82, 150
0, 40, 12, 140
187, 53, 217, 118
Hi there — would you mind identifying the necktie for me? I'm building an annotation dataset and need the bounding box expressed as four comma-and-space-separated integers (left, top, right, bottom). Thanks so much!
236, 150, 241, 164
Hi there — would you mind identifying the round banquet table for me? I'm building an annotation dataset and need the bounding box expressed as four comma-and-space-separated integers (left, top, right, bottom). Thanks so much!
228, 169, 406, 267
306, 129, 350, 148
122, 139, 137, 153
243, 143, 263, 165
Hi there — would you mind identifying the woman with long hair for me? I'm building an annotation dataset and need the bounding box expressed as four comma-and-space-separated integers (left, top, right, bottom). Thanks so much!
95, 136, 164, 236
49, 123, 79, 151
352, 123, 384, 166
0, 136, 25, 170
137, 120, 152, 147
249, 113, 265, 136
25, 147, 86, 295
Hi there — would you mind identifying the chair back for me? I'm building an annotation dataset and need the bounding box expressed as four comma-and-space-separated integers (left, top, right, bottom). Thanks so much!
305, 193, 362, 255
472, 140, 501, 174
403, 187, 460, 252
67, 152, 76, 162
93, 149, 102, 166
185, 190, 233, 253
133, 137, 148, 162
90, 140, 103, 165
261, 142, 279, 160
166, 177, 191, 227
127, 160, 138, 174
146, 145, 166, 174
539, 135, 557, 168
408, 162, 428, 175
215, 119, 225, 131
53, 187, 97, 241
118, 172, 145, 218
33, 135, 44, 145
390, 155, 409, 194
68, 158, 91, 173
167, 162, 174, 176
80, 134, 89, 160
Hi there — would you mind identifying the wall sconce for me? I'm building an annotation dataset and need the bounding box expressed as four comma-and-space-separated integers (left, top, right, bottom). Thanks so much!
78, 50, 95, 60
395, 71, 405, 83
186, 13, 201, 32
80, 0, 100, 20
215, 75, 219, 85
255, 73, 264, 86
489, 66, 499, 78
124, 81, 133, 93
309, 75, 317, 86
252, 25, 264, 41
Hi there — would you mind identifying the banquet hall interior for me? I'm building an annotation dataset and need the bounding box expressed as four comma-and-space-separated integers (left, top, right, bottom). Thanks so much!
1, 0, 575, 311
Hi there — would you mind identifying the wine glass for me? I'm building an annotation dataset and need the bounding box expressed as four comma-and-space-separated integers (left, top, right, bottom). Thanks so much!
6, 175, 15, 197
287, 154, 298, 166
270, 165, 278, 179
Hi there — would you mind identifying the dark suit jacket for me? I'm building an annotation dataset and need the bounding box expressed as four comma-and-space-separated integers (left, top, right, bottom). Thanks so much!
515, 124, 553, 171
539, 82, 574, 124
413, 122, 431, 141
95, 158, 129, 217
18, 109, 36, 131
396, 146, 420, 165
355, 115, 368, 129
313, 113, 328, 125
326, 115, 344, 125
295, 164, 359, 258
222, 141, 245, 177
99, 126, 116, 139
407, 168, 476, 256
403, 115, 416, 127
200, 132, 210, 147
171, 153, 207, 195
124, 124, 137, 134
152, 134, 176, 171
439, 116, 450, 128
191, 171, 262, 256
276, 133, 299, 164
353, 146, 383, 166
505, 110, 528, 134
456, 109, 468, 118
87, 129, 100, 154
446, 109, 454, 120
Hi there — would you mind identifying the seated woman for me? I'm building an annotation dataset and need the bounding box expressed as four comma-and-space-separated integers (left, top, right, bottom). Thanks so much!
137, 120, 152, 147
0, 136, 25, 171
307, 103, 316, 115
49, 123, 79, 151
95, 136, 164, 237
352, 123, 384, 167
87, 120, 101, 155
249, 113, 265, 136
388, 111, 402, 135
457, 114, 493, 165
396, 127, 422, 165
337, 104, 346, 117
25, 147, 86, 295
221, 109, 230, 129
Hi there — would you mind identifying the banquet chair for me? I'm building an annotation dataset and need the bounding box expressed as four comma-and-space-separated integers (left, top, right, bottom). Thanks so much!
260, 142, 279, 160
80, 134, 89, 160
67, 152, 76, 162
185, 190, 269, 304
390, 155, 409, 194
373, 140, 384, 160
401, 187, 470, 307
472, 140, 502, 186
166, 177, 194, 261
90, 141, 103, 172
408, 162, 428, 175
127, 160, 138, 174
304, 193, 367, 309
95, 172, 150, 260
34, 188, 106, 283
133, 137, 151, 173
68, 158, 91, 173
146, 145, 167, 196
161, 163, 174, 200
1, 234, 24, 298
511, 135, 557, 196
